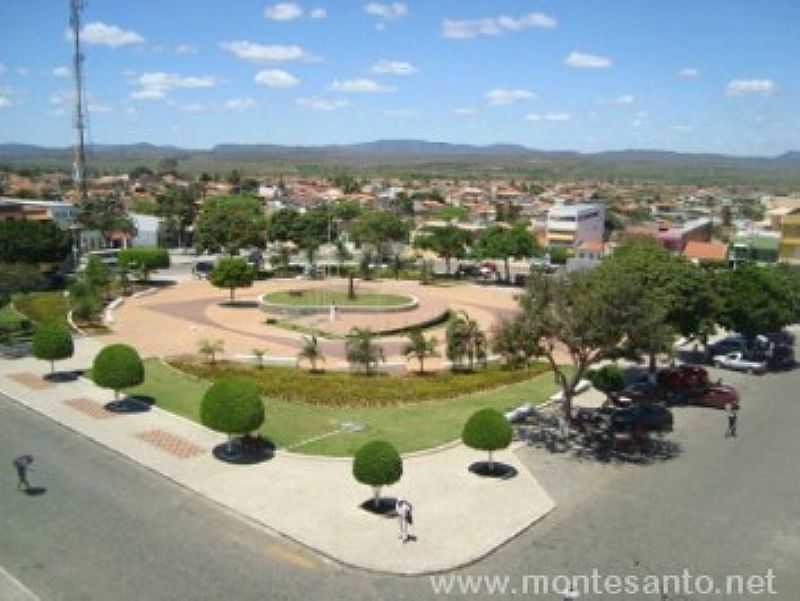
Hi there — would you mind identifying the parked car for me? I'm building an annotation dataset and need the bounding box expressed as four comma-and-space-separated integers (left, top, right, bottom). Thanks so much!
713, 352, 767, 374
609, 404, 674, 434
707, 335, 745, 356
192, 260, 214, 279
764, 344, 796, 370
654, 365, 740, 409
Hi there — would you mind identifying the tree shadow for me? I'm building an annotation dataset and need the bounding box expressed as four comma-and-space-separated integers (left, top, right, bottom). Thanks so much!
104, 395, 155, 414
44, 370, 81, 383
359, 496, 398, 517
24, 486, 47, 496
574, 437, 683, 465
468, 461, 518, 480
219, 301, 260, 309
211, 436, 276, 465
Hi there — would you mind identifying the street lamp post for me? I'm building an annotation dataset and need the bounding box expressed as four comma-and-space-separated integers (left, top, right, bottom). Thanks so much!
69, 223, 83, 271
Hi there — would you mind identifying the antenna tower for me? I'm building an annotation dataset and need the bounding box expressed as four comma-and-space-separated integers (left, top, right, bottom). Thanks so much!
69, 0, 88, 202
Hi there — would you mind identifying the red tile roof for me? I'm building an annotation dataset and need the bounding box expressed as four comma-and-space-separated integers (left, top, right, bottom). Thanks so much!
683, 241, 728, 262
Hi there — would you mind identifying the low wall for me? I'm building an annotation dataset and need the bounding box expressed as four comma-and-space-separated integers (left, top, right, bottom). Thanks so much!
259, 293, 419, 316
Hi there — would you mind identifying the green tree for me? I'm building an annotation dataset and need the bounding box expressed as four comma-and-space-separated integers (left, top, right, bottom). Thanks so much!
473, 224, 538, 282
414, 225, 471, 275
511, 269, 649, 421
446, 311, 486, 371
0, 263, 45, 305
198, 338, 225, 364
78, 196, 136, 243
117, 247, 170, 282
0, 221, 70, 265
715, 264, 796, 347
588, 365, 626, 402
209, 257, 256, 303
351, 211, 408, 260
402, 329, 439, 374
92, 344, 145, 401
345, 327, 385, 375
68, 277, 103, 323
297, 335, 325, 372
462, 409, 512, 473
31, 322, 74, 375
491, 317, 539, 369
352, 440, 403, 509
155, 186, 198, 248
201, 377, 265, 456
195, 196, 267, 254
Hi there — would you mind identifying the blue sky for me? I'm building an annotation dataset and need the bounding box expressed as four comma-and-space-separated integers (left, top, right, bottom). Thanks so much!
0, 0, 797, 155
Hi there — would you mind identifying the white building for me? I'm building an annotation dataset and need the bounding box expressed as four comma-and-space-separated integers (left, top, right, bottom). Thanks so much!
545, 203, 605, 248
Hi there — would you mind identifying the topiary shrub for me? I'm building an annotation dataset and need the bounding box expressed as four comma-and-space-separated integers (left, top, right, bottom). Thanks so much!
117, 247, 170, 282
200, 377, 265, 455
589, 364, 625, 400
462, 408, 512, 472
352, 440, 403, 509
31, 322, 74, 375
92, 344, 145, 401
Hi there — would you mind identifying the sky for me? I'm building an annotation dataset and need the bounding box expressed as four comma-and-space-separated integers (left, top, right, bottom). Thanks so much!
0, 0, 798, 155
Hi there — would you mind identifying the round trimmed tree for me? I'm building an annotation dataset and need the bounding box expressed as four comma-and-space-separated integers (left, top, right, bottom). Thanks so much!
92, 344, 145, 401
462, 408, 512, 473
352, 440, 403, 509
200, 377, 265, 455
589, 364, 625, 401
32, 322, 74, 375
209, 257, 256, 303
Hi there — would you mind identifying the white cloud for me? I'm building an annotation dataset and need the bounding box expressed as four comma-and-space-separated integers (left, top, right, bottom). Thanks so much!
296, 96, 349, 111
486, 88, 535, 106
50, 91, 72, 106
264, 2, 303, 21
372, 60, 417, 76
726, 79, 775, 96
88, 103, 112, 113
220, 40, 313, 63
526, 112, 571, 122
130, 72, 216, 100
0, 64, 6, 75
0, 97, 11, 108
615, 94, 635, 105
225, 97, 257, 111
678, 67, 700, 79
49, 107, 66, 116
255, 69, 300, 88
365, 2, 408, 20
565, 51, 612, 69
672, 125, 694, 133
53, 66, 71, 78
125, 106, 137, 116
310, 7, 327, 19
15, 67, 29, 77
71, 22, 145, 48
454, 107, 478, 117
442, 12, 556, 39
331, 78, 395, 93
176, 44, 197, 55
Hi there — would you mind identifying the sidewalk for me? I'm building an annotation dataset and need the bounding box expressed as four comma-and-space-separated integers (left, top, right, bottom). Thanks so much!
0, 338, 555, 575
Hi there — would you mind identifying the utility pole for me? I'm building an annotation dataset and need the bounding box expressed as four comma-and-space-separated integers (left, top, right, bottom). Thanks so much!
70, 0, 88, 202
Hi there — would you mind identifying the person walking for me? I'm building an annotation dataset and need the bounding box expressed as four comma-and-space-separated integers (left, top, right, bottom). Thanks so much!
395, 498, 415, 542
725, 403, 738, 438
13, 455, 33, 491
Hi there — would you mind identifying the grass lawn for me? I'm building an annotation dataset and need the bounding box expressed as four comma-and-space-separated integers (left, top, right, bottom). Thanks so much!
127, 359, 558, 457
0, 303, 25, 328
12, 291, 70, 327
263, 289, 412, 307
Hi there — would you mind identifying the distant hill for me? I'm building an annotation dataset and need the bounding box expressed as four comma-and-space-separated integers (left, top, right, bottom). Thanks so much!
0, 140, 798, 186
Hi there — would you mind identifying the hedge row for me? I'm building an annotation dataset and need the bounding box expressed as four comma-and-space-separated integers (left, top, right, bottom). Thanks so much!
170, 360, 550, 407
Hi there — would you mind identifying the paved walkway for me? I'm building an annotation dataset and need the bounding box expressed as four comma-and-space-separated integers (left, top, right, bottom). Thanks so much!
0, 338, 555, 575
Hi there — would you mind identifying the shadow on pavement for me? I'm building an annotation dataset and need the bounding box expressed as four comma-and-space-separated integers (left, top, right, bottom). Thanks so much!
211, 437, 276, 465
24, 486, 47, 496
44, 371, 81, 383
219, 301, 260, 309
359, 497, 399, 517
468, 461, 518, 480
105, 395, 155, 414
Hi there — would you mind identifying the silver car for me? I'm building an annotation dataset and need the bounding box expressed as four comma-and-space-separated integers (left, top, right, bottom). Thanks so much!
713, 352, 767, 374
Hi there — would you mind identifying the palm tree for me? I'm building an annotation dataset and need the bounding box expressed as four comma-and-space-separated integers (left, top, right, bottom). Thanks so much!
345, 327, 385, 375
198, 338, 225, 365
402, 329, 439, 374
446, 311, 486, 371
335, 239, 352, 277
297, 335, 325, 372
252, 348, 268, 369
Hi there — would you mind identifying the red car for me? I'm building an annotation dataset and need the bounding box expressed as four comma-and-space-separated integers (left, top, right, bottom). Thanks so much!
658, 365, 739, 410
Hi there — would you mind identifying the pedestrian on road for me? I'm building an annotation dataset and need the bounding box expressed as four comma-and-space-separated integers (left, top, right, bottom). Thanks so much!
13, 455, 33, 491
396, 498, 415, 543
725, 403, 738, 438
562, 585, 580, 600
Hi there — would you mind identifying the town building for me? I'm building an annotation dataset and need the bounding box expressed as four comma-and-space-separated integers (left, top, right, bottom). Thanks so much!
545, 203, 605, 248
779, 214, 800, 263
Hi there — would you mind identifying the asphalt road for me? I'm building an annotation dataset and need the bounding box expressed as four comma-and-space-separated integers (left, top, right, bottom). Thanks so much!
2, 356, 799, 600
